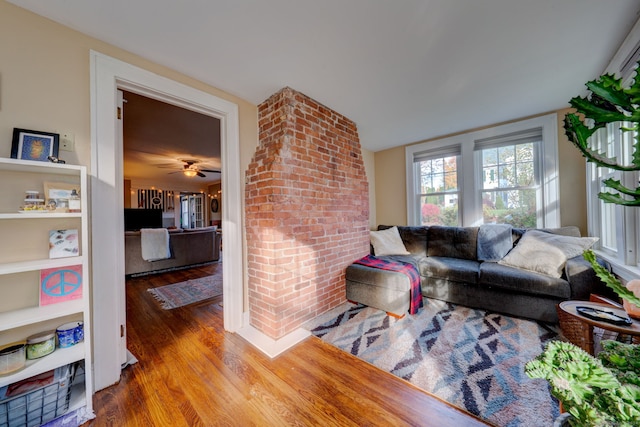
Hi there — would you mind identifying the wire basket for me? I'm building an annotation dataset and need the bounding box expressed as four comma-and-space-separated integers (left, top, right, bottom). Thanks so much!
0, 364, 74, 427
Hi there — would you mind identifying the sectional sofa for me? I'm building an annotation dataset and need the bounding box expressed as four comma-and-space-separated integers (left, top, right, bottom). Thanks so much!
346, 224, 614, 323
124, 227, 221, 276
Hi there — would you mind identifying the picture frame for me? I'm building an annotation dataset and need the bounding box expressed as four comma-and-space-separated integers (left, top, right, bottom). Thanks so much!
211, 198, 219, 213
43, 181, 78, 213
11, 128, 59, 162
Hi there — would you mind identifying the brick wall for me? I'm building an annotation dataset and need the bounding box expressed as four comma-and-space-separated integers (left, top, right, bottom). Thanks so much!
246, 87, 370, 339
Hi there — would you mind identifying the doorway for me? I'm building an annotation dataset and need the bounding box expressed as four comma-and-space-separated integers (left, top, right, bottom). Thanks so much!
90, 51, 244, 391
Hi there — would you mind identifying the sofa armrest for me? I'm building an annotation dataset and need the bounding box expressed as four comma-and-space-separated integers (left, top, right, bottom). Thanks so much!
565, 255, 617, 301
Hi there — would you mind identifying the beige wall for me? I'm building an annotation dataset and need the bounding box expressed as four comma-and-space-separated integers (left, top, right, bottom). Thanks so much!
374, 145, 407, 226
555, 108, 588, 233
0, 1, 258, 177
361, 148, 376, 229
0, 0, 260, 323
374, 111, 589, 234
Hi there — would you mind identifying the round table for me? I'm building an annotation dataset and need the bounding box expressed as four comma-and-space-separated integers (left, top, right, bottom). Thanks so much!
557, 300, 640, 354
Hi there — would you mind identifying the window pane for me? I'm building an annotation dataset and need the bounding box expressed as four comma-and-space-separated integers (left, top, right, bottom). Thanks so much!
516, 143, 534, 162
420, 195, 458, 226
483, 148, 498, 167
444, 171, 457, 191
498, 163, 515, 186
517, 161, 534, 186
482, 189, 537, 227
498, 146, 515, 164
600, 197, 617, 251
418, 156, 458, 193
483, 166, 498, 188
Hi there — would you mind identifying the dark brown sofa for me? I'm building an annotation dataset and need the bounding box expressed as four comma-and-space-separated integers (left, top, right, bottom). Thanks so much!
124, 227, 221, 276
346, 225, 614, 323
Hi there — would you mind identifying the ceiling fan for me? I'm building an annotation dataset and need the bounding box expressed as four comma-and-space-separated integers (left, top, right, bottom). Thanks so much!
166, 159, 221, 178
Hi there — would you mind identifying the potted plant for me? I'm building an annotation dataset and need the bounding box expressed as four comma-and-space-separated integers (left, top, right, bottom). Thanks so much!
525, 340, 640, 426
525, 250, 640, 426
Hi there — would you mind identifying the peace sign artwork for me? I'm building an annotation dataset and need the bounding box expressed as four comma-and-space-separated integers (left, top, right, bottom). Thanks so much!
40, 265, 83, 306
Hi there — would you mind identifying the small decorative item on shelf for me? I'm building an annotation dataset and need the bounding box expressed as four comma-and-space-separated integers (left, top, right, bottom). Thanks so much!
43, 181, 77, 213
25, 331, 56, 360
10, 128, 59, 162
48, 229, 79, 259
39, 265, 83, 306
20, 190, 47, 213
0, 342, 26, 375
68, 189, 81, 213
56, 321, 84, 348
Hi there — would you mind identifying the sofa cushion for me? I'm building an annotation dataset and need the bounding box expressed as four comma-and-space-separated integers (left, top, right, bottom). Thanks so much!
422, 256, 480, 284
498, 230, 598, 278
370, 226, 410, 256
427, 226, 478, 260
345, 263, 412, 293
379, 225, 429, 257
479, 261, 570, 298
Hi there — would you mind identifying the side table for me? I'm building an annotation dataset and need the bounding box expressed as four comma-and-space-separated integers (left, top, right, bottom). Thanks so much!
557, 300, 640, 355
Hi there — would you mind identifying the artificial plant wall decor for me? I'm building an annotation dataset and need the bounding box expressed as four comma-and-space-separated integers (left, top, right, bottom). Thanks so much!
564, 60, 640, 205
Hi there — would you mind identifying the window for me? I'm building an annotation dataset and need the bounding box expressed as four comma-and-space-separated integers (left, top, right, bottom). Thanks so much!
475, 129, 542, 228
413, 148, 460, 226
585, 22, 640, 277
587, 119, 639, 270
406, 114, 558, 227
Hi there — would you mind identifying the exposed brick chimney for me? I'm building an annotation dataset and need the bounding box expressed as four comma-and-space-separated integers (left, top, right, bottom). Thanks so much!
246, 87, 369, 339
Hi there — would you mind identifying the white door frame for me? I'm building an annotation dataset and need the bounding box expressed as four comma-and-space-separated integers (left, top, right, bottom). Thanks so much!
90, 51, 244, 391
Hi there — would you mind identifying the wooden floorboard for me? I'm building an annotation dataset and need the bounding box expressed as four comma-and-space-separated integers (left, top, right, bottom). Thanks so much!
87, 263, 489, 426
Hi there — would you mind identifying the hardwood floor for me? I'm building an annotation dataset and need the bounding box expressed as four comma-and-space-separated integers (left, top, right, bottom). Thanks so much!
88, 263, 489, 426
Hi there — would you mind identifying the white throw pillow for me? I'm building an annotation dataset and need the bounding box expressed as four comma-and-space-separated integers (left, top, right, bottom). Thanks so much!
498, 230, 598, 278
370, 226, 410, 256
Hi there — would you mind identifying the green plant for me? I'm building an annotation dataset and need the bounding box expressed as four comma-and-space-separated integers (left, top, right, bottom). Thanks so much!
599, 340, 640, 387
582, 249, 640, 308
525, 340, 640, 426
563, 61, 640, 206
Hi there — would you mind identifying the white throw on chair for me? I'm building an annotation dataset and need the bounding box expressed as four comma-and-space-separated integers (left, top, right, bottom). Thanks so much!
140, 228, 170, 261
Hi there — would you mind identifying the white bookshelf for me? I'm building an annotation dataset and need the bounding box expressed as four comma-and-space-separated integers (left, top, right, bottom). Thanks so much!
0, 157, 93, 422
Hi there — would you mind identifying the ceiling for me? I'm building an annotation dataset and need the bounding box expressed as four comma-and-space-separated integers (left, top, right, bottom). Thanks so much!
122, 91, 221, 186
9, 1, 640, 154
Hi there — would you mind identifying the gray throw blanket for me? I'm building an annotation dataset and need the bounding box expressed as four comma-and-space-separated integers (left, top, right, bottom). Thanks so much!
477, 223, 513, 261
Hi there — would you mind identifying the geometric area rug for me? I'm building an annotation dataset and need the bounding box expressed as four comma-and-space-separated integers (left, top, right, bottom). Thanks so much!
147, 275, 222, 309
304, 299, 559, 427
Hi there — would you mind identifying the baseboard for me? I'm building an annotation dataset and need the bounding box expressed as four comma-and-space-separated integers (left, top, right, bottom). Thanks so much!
236, 311, 310, 358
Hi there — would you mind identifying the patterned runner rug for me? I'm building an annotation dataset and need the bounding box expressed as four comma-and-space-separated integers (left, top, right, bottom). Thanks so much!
305, 299, 559, 427
147, 275, 222, 309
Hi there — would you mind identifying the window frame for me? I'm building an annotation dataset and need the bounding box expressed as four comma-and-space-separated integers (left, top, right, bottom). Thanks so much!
412, 149, 461, 226
406, 114, 558, 227
475, 138, 543, 228
585, 18, 640, 280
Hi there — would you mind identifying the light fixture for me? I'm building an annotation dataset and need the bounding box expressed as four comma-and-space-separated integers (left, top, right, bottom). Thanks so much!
183, 169, 197, 177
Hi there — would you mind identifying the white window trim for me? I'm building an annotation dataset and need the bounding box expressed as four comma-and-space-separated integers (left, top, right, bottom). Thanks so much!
406, 113, 558, 227
585, 17, 640, 278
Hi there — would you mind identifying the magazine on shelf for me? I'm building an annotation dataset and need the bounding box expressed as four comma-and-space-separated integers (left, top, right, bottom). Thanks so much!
48, 229, 79, 259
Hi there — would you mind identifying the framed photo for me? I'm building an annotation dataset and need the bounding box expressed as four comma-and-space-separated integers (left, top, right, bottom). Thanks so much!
11, 128, 59, 162
211, 198, 219, 213
44, 181, 77, 212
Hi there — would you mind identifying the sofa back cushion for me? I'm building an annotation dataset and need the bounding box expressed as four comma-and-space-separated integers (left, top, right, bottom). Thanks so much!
378, 225, 429, 257
427, 226, 478, 260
